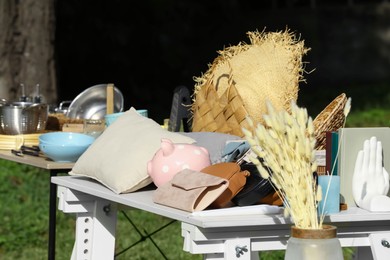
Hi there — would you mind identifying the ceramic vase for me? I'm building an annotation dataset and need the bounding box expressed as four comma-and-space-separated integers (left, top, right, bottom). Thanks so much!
285, 225, 343, 260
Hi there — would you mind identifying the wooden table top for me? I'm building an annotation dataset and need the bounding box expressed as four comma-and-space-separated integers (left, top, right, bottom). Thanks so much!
0, 149, 74, 170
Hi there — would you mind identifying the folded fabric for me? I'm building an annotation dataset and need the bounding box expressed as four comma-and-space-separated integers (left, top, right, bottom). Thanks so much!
201, 162, 249, 208
180, 132, 243, 164
221, 140, 250, 162
153, 169, 229, 212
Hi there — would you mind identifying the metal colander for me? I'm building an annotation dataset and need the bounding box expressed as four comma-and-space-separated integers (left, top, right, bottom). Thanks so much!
0, 102, 48, 135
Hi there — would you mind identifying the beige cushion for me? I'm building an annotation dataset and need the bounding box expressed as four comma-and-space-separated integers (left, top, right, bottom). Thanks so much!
69, 107, 195, 194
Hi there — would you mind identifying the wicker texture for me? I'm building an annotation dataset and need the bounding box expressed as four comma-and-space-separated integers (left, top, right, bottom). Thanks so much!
192, 29, 309, 136
313, 93, 347, 150
192, 79, 250, 137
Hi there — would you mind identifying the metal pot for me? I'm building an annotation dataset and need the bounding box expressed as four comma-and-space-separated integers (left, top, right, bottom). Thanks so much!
66, 84, 124, 119
0, 101, 49, 135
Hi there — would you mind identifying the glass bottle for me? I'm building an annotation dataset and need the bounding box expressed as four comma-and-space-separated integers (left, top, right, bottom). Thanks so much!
285, 225, 343, 260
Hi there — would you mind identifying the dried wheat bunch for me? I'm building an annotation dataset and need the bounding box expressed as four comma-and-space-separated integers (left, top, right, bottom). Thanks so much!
242, 101, 322, 229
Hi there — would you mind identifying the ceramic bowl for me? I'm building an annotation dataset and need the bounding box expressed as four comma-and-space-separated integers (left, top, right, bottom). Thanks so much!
104, 110, 148, 127
39, 132, 95, 162
104, 112, 124, 127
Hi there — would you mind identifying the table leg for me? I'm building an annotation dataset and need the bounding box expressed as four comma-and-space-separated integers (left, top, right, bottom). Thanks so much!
57, 186, 117, 259
369, 232, 390, 260
353, 247, 373, 260
49, 170, 61, 260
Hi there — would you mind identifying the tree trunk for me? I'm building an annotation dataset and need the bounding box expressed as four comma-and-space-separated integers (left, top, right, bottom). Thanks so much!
0, 0, 56, 104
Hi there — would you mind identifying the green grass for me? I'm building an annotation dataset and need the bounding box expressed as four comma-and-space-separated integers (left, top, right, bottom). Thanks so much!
0, 104, 389, 259
346, 108, 390, 127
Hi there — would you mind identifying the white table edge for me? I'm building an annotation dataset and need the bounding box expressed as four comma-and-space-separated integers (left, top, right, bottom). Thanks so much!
51, 175, 390, 228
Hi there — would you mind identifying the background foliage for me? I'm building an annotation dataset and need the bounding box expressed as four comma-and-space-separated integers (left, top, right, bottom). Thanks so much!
55, 1, 390, 123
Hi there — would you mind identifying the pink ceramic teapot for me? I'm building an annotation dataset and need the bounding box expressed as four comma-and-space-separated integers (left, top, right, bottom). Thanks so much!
147, 138, 211, 187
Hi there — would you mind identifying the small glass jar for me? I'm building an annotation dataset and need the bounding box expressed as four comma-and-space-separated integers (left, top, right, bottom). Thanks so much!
285, 225, 343, 260
83, 119, 105, 138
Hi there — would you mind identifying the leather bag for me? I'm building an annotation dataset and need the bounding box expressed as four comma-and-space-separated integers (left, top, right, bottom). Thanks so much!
232, 161, 276, 206
201, 162, 249, 208
153, 169, 229, 212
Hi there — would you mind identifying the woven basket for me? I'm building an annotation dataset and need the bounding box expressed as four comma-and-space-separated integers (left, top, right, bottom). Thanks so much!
192, 77, 250, 137
191, 29, 309, 137
313, 93, 347, 150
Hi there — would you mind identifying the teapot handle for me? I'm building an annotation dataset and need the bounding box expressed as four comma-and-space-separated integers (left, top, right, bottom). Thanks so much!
58, 100, 72, 110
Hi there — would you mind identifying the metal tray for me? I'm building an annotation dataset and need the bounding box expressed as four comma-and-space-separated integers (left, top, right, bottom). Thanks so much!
66, 84, 124, 119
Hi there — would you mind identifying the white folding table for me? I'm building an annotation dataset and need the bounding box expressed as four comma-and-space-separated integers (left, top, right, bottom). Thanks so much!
52, 175, 390, 260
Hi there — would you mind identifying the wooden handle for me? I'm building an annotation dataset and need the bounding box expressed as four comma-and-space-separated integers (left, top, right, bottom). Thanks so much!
106, 83, 114, 115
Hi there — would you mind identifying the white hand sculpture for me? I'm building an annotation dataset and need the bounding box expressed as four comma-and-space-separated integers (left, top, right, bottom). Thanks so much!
352, 136, 390, 211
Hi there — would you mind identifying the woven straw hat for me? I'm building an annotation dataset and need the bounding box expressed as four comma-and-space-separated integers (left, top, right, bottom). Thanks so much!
313, 93, 348, 150
192, 29, 309, 137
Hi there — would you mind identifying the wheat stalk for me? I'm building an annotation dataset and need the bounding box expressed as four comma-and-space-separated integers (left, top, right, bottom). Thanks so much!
242, 100, 321, 229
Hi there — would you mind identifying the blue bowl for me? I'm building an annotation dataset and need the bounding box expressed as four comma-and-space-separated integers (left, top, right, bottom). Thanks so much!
39, 132, 95, 162
104, 112, 124, 127
104, 110, 148, 127
39, 132, 95, 146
